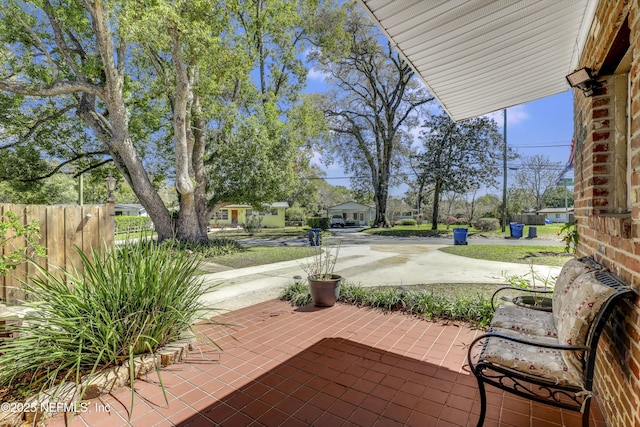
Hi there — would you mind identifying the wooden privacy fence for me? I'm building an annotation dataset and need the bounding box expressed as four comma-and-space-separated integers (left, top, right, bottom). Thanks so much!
0, 203, 115, 304
509, 214, 546, 225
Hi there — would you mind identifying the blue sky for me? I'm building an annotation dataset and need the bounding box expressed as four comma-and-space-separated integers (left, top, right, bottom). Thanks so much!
305, 67, 575, 197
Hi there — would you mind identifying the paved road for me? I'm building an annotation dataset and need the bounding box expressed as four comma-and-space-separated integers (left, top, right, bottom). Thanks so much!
235, 227, 564, 247
200, 230, 564, 312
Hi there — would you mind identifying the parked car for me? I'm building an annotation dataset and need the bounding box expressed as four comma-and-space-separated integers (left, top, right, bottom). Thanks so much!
330, 215, 345, 228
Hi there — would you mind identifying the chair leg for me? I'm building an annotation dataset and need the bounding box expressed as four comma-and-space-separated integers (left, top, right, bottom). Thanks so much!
582, 395, 592, 427
476, 377, 487, 427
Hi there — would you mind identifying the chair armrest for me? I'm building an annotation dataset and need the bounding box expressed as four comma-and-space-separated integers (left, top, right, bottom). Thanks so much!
470, 331, 588, 352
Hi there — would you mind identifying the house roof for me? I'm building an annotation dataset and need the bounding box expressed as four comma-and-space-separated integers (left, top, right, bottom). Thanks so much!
329, 201, 374, 210
114, 204, 145, 211
220, 204, 252, 209
270, 202, 290, 209
220, 202, 289, 209
356, 0, 597, 121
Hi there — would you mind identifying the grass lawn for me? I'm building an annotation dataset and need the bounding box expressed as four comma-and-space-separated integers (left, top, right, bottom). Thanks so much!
439, 245, 572, 266
207, 246, 317, 269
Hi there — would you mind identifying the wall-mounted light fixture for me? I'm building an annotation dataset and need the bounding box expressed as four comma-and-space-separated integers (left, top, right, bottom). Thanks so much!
566, 67, 601, 97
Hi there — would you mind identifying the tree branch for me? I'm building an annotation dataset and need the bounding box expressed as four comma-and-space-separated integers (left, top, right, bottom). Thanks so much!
72, 159, 113, 177
0, 80, 104, 98
0, 151, 109, 182
8, 8, 58, 80
42, 0, 84, 80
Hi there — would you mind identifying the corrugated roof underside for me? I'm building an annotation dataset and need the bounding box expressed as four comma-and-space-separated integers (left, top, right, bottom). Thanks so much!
358, 0, 596, 121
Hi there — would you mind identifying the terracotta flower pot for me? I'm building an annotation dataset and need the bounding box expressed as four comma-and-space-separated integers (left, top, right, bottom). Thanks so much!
308, 274, 342, 307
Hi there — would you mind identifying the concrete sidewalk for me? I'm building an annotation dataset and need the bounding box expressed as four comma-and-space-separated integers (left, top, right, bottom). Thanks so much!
199, 243, 561, 312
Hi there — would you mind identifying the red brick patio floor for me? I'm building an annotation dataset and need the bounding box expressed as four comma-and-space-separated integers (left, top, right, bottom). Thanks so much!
45, 300, 605, 426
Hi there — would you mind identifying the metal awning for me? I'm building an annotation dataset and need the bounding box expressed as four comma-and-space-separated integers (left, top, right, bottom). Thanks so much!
357, 0, 598, 121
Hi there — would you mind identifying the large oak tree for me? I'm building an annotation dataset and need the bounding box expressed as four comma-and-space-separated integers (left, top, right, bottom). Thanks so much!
313, 7, 433, 227
413, 114, 503, 230
0, 0, 338, 243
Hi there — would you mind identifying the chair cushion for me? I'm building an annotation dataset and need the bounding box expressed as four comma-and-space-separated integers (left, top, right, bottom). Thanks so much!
491, 305, 557, 338
555, 271, 616, 374
480, 328, 582, 386
552, 259, 595, 327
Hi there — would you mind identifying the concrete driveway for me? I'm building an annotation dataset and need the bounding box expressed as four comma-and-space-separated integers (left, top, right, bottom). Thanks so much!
199, 234, 563, 311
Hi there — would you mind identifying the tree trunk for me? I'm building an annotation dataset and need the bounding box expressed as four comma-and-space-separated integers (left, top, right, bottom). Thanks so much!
89, 3, 175, 242
84, 2, 179, 241
416, 179, 425, 219
468, 189, 477, 224
431, 178, 442, 230
112, 137, 174, 240
368, 155, 390, 228
170, 29, 207, 244
374, 191, 388, 227
193, 101, 210, 237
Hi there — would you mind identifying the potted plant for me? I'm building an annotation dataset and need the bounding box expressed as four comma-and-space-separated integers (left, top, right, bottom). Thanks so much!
503, 266, 554, 311
300, 235, 342, 307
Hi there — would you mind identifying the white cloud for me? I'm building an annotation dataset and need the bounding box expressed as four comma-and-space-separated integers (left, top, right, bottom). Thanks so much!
485, 105, 529, 127
506, 105, 529, 126
310, 150, 341, 171
308, 67, 330, 81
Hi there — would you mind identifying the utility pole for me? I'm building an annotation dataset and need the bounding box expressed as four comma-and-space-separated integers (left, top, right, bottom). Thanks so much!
501, 109, 507, 232
78, 173, 83, 206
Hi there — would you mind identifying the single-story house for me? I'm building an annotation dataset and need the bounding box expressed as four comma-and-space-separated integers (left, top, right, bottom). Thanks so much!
114, 204, 147, 216
327, 201, 374, 226
212, 202, 289, 228
536, 207, 575, 224
358, 1, 640, 425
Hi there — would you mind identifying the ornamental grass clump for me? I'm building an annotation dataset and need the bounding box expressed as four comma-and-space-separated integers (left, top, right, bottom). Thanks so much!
0, 240, 217, 403
281, 282, 494, 327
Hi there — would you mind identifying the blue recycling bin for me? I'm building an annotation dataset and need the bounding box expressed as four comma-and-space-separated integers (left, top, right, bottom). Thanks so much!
510, 223, 524, 238
453, 228, 468, 245
308, 228, 321, 246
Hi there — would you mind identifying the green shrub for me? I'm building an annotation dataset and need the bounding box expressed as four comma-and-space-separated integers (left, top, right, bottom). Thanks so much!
0, 241, 218, 402
114, 216, 153, 234
558, 220, 578, 253
285, 206, 306, 222
281, 282, 494, 327
306, 217, 329, 230
0, 211, 46, 277
280, 281, 312, 306
503, 265, 556, 290
472, 218, 500, 231
242, 215, 263, 234
400, 218, 417, 226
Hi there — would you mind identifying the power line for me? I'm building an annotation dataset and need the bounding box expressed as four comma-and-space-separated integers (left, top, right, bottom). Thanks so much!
302, 165, 572, 181
515, 144, 571, 148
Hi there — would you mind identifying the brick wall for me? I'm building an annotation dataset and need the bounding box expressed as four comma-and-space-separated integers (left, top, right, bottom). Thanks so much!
572, 1, 640, 426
